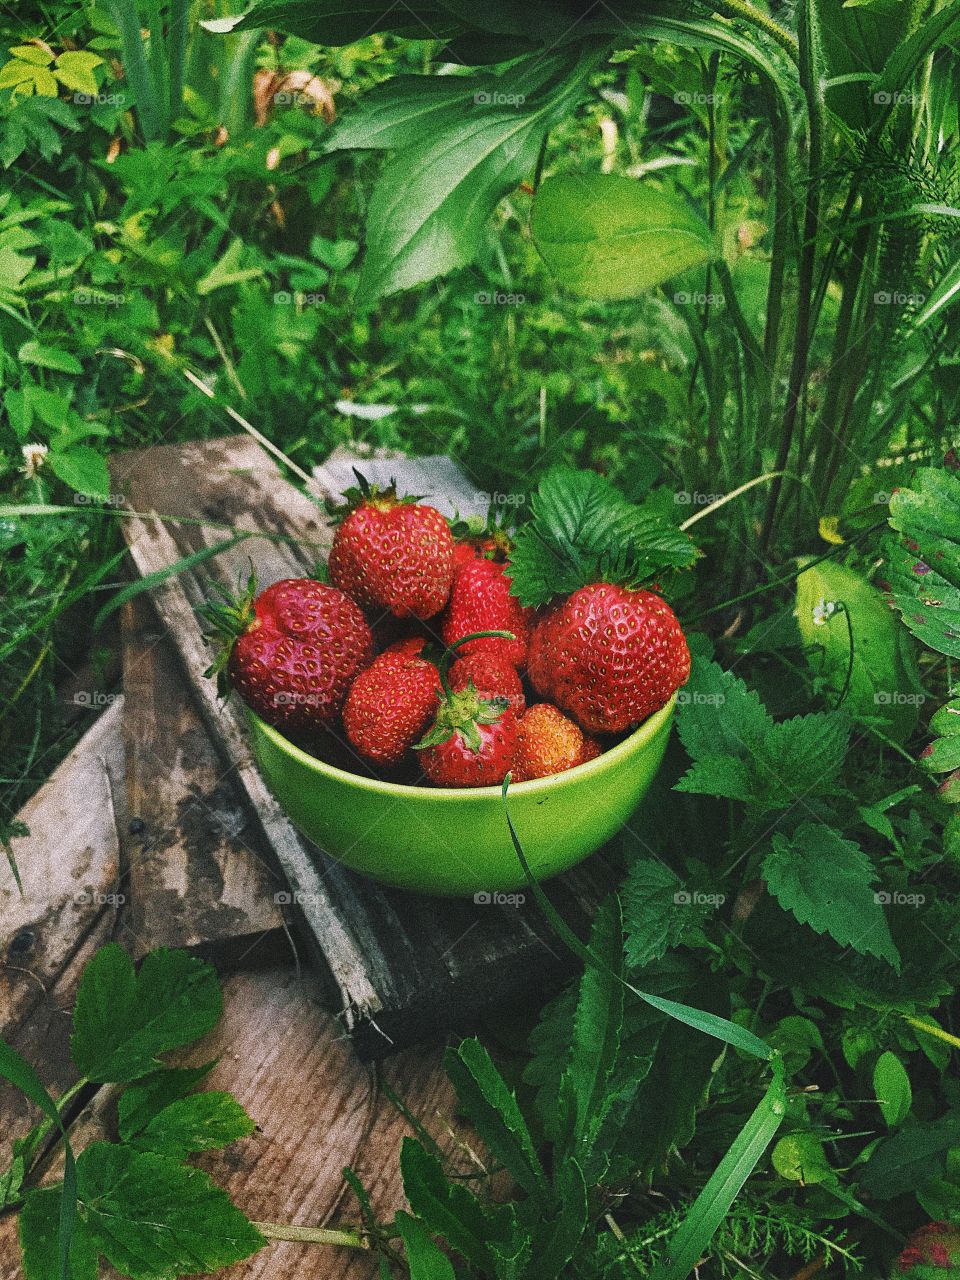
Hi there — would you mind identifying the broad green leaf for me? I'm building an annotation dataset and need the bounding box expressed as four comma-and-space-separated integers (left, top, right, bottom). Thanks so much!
400, 1139, 515, 1272
53, 51, 103, 96
18, 340, 83, 374
0, 1039, 78, 1280
796, 559, 922, 742
75, 1143, 265, 1277
8, 46, 55, 66
873, 1051, 912, 1128
395, 1211, 456, 1280
118, 1064, 217, 1141
771, 1132, 833, 1184
762, 824, 900, 969
71, 945, 222, 1083
130, 1093, 255, 1158
48, 447, 110, 500
860, 1114, 960, 1199
650, 1059, 787, 1280
443, 1038, 546, 1197
887, 467, 960, 659
531, 173, 714, 301
228, 1, 460, 43
766, 1015, 824, 1074
19, 1188, 97, 1280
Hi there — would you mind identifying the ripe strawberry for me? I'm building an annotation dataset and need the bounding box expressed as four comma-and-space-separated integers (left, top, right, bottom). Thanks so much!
328, 474, 454, 620
343, 646, 442, 767
512, 703, 602, 782
528, 584, 690, 734
895, 1222, 960, 1275
416, 688, 518, 788
441, 558, 534, 668
448, 651, 526, 717
201, 575, 373, 734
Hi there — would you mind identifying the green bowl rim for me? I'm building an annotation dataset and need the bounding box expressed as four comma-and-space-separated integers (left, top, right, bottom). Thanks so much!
248, 692, 676, 801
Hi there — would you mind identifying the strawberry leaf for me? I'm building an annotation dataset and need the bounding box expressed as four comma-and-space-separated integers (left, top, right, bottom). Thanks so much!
507, 465, 697, 607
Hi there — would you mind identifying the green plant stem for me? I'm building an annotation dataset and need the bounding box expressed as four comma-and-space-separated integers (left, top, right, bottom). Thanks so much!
710, 0, 799, 60
760, 0, 824, 556
254, 1222, 372, 1248
168, 0, 189, 127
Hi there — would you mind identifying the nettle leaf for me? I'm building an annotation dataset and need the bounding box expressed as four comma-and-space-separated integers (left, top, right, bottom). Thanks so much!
71, 945, 222, 1083
323, 49, 602, 302
761, 824, 900, 969
795, 559, 923, 743
531, 172, 715, 300
508, 464, 697, 606
51, 1143, 263, 1279
622, 858, 711, 969
887, 467, 960, 659
675, 658, 850, 811
129, 1093, 255, 1159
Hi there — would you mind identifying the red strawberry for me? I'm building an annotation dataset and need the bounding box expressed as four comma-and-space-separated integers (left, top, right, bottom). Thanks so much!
201, 575, 373, 734
528, 584, 689, 734
343, 646, 442, 767
896, 1221, 960, 1274
448, 651, 526, 716
441, 558, 534, 669
328, 475, 454, 620
417, 688, 518, 788
512, 703, 602, 782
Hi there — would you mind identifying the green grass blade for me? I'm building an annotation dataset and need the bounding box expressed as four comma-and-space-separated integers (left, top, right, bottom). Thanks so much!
105, 0, 164, 140
649, 1057, 787, 1279
92, 532, 251, 633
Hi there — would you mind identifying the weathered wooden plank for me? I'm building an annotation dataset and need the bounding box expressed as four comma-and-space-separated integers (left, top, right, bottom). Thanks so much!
110, 435, 604, 1057
117, 597, 286, 965
0, 968, 469, 1280
0, 698, 126, 1121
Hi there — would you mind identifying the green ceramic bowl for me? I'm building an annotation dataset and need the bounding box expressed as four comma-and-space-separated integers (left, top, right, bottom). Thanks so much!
247, 695, 676, 897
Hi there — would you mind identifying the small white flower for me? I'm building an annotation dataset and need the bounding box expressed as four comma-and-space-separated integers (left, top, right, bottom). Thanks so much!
20, 443, 49, 478
811, 596, 837, 626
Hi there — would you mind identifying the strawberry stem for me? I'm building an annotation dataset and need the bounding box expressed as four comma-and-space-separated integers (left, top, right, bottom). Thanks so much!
437, 630, 515, 697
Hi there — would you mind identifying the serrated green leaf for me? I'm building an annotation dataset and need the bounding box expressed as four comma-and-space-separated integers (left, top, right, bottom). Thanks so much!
443, 1038, 546, 1197
622, 858, 710, 968
873, 1051, 912, 1128
400, 1139, 515, 1272
560, 898, 624, 1160
118, 1064, 217, 1141
887, 467, 960, 659
395, 1210, 456, 1280
130, 1093, 255, 1158
18, 340, 83, 374
53, 51, 103, 95
532, 172, 715, 300
508, 464, 697, 606
762, 824, 900, 969
71, 945, 223, 1083
673, 755, 755, 802
74, 1143, 265, 1279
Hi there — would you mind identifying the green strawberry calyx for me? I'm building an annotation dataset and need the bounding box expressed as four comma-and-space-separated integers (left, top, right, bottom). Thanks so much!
415, 629, 515, 755
326, 467, 425, 523
196, 567, 259, 692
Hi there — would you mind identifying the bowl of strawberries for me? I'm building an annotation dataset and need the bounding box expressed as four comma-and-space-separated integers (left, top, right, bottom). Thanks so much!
201, 466, 694, 896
